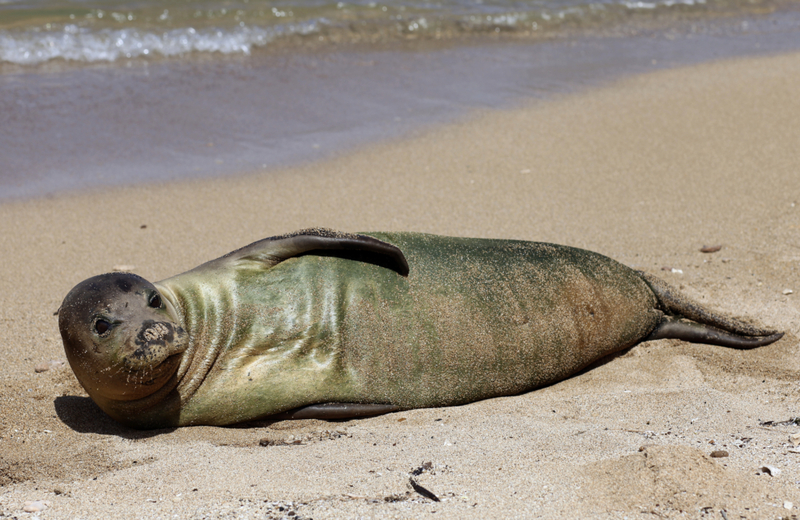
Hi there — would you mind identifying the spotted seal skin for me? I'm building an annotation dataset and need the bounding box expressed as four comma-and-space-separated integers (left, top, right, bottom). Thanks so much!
58, 229, 783, 429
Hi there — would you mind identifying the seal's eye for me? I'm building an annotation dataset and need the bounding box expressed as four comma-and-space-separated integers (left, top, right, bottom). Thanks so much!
149, 293, 162, 309
94, 319, 110, 335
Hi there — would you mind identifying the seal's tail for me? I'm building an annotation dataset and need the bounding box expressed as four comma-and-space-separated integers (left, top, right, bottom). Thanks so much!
638, 271, 783, 349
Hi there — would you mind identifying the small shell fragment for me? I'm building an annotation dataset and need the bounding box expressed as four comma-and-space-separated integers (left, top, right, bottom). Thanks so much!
34, 359, 66, 373
783, 289, 793, 295
23, 501, 48, 513
785, 501, 794, 510
112, 265, 136, 272
761, 465, 781, 477
789, 433, 800, 446
700, 245, 722, 253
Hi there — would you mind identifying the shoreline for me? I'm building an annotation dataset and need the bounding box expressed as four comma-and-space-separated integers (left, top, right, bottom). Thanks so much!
1, 44, 799, 518
3, 9, 800, 203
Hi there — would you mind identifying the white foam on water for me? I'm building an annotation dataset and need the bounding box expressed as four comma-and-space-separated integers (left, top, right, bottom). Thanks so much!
0, 21, 322, 65
0, 0, 772, 66
623, 0, 706, 9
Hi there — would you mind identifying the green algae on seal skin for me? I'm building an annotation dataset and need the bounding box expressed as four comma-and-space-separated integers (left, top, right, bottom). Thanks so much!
57, 228, 784, 429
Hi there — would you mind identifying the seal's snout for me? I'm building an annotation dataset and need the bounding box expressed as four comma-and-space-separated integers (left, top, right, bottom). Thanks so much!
123, 320, 187, 370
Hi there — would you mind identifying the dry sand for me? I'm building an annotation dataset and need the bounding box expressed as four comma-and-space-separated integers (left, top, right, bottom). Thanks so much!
1, 50, 799, 519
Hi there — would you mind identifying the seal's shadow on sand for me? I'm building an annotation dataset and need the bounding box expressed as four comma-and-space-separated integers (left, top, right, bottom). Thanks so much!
54, 396, 176, 438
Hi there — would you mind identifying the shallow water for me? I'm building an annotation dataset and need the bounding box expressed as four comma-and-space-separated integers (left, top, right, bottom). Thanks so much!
1, 0, 798, 64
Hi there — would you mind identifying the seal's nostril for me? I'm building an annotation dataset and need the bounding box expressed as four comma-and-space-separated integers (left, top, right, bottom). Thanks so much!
142, 322, 170, 342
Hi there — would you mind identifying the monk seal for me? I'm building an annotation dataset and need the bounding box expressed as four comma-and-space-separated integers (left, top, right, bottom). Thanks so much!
58, 229, 783, 429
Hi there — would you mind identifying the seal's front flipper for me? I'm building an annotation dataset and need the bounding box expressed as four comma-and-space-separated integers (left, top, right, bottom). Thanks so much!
276, 403, 400, 420
195, 228, 409, 276
645, 316, 784, 349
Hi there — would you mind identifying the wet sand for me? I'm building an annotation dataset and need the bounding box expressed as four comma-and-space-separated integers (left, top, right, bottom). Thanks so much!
1, 50, 799, 518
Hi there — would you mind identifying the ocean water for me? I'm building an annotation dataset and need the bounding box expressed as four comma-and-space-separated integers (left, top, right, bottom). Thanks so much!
1, 1, 800, 201
1, 0, 797, 65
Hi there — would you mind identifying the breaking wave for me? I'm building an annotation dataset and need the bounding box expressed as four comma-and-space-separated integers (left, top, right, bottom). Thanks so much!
0, 21, 321, 65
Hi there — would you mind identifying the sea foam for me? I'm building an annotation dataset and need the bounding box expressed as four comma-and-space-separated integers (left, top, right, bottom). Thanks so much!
0, 21, 321, 65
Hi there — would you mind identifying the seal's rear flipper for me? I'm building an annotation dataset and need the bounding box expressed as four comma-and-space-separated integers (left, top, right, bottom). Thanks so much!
638, 271, 781, 338
645, 317, 784, 349
274, 403, 400, 420
193, 228, 409, 276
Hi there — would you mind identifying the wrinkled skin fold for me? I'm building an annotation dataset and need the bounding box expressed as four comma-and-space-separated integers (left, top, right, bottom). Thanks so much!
58, 230, 781, 429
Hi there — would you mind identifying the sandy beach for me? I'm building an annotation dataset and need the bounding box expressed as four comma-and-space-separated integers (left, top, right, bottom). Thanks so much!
1, 49, 799, 518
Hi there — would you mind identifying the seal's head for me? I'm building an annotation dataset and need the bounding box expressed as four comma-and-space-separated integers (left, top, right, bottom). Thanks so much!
58, 273, 187, 402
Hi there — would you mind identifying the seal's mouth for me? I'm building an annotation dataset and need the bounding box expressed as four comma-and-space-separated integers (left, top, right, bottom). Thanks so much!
124, 352, 184, 387
123, 341, 187, 372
